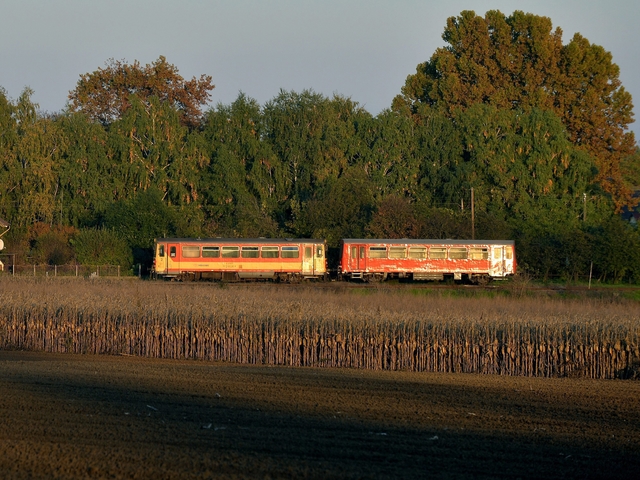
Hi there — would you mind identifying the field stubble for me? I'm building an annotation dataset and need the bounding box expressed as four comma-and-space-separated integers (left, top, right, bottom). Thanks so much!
1, 277, 639, 380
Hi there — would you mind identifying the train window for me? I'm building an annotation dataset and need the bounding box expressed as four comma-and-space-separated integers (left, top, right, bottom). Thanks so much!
469, 247, 488, 260
316, 245, 323, 258
351, 246, 357, 258
261, 246, 279, 258
429, 247, 446, 259
221, 246, 240, 258
449, 247, 468, 259
158, 245, 165, 257
304, 246, 312, 259
493, 248, 502, 259
389, 247, 406, 259
505, 247, 513, 260
170, 246, 176, 258
182, 246, 200, 258
409, 247, 427, 259
202, 246, 220, 258
241, 246, 259, 258
282, 246, 299, 258
369, 247, 386, 259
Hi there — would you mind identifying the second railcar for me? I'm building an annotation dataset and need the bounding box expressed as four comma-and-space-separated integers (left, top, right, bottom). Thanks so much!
339, 239, 516, 283
153, 238, 327, 282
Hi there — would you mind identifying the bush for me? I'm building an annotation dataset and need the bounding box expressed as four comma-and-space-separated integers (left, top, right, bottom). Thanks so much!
72, 228, 133, 270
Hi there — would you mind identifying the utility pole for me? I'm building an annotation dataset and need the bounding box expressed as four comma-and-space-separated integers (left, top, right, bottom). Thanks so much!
471, 187, 475, 240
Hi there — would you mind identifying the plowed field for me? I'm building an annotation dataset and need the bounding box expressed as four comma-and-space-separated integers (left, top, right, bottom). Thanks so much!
1, 351, 639, 479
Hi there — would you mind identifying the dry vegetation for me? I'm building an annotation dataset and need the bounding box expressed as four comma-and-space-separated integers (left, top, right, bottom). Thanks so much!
1, 278, 639, 379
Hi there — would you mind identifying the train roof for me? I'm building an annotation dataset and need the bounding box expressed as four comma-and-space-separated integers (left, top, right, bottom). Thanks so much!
155, 238, 325, 245
341, 239, 515, 246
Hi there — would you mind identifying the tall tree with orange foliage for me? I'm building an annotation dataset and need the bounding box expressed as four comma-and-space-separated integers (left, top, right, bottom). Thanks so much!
393, 10, 636, 209
68, 56, 214, 128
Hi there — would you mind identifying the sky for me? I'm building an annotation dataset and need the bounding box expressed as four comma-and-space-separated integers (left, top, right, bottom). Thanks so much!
2, 0, 639, 139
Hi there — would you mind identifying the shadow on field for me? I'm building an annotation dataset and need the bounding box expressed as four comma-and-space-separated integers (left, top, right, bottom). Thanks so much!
0, 352, 639, 479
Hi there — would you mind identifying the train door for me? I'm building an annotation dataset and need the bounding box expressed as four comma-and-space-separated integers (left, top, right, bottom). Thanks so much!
504, 245, 514, 275
491, 246, 506, 277
490, 245, 515, 278
168, 242, 179, 275
156, 243, 168, 275
348, 244, 367, 272
302, 244, 314, 275
313, 243, 325, 275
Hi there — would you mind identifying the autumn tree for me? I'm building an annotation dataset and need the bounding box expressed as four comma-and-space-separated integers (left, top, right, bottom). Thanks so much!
394, 10, 636, 208
68, 56, 214, 128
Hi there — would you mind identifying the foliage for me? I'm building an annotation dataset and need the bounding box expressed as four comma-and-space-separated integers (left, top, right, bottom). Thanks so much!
293, 168, 374, 246
73, 228, 133, 270
28, 223, 77, 265
367, 195, 421, 238
102, 188, 175, 246
68, 56, 214, 128
1, 29, 639, 282
201, 93, 284, 237
394, 10, 636, 208
0, 89, 66, 227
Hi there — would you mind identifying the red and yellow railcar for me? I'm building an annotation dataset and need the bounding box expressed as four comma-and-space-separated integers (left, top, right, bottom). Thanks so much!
339, 239, 516, 283
152, 238, 327, 281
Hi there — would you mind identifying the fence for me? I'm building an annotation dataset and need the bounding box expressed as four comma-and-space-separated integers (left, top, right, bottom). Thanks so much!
1, 264, 122, 277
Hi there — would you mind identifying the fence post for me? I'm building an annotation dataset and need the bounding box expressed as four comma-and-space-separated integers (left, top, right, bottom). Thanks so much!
33, 265, 36, 276
55, 265, 57, 277
118, 265, 121, 277
76, 264, 78, 277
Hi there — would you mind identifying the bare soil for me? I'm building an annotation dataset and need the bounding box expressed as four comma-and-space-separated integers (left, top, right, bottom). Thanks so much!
0, 351, 638, 479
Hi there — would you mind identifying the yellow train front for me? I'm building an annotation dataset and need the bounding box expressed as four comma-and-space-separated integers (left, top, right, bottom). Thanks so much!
152, 238, 327, 282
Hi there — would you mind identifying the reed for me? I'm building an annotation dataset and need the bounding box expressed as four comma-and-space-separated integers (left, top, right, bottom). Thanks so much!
1, 278, 639, 379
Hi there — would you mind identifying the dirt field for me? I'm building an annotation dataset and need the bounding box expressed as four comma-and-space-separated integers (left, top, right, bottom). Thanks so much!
0, 351, 639, 479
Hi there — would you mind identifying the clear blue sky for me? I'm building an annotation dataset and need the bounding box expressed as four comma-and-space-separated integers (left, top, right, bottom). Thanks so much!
2, 0, 638, 139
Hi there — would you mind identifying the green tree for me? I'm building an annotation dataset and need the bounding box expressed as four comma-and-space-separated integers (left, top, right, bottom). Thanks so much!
589, 217, 640, 283
263, 90, 364, 206
0, 88, 18, 221
454, 105, 597, 227
106, 95, 209, 210
353, 110, 422, 200
367, 195, 422, 238
73, 228, 133, 270
101, 188, 190, 266
56, 112, 112, 226
28, 223, 77, 265
293, 168, 374, 247
394, 10, 635, 208
201, 94, 284, 237
0, 89, 65, 227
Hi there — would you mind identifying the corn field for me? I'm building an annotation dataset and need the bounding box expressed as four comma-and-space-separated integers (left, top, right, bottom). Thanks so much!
1, 278, 639, 379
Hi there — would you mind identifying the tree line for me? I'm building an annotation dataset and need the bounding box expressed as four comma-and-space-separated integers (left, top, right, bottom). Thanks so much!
1, 10, 639, 282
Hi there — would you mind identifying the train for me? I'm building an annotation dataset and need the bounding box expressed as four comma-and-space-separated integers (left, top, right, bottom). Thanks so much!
339, 239, 515, 283
152, 238, 328, 282
152, 237, 516, 283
